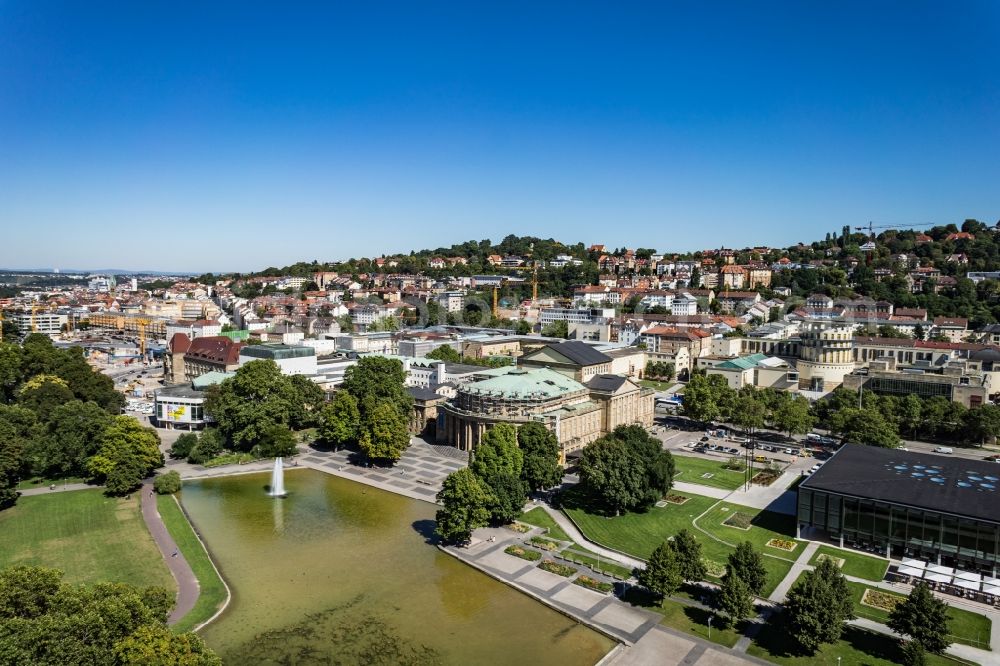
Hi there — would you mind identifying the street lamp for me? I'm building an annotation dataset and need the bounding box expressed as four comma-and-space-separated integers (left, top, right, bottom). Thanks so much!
707, 614, 712, 640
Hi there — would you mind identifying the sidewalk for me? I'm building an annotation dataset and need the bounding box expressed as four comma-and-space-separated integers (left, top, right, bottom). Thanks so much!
539, 504, 645, 570
18, 482, 92, 496
139, 482, 200, 625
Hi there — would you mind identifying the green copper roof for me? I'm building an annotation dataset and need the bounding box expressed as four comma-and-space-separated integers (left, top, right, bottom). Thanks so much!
717, 353, 770, 370
239, 343, 315, 360
462, 366, 586, 399
192, 371, 235, 388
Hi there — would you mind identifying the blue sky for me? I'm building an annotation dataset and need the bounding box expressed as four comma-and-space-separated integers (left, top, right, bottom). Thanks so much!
1, 2, 998, 273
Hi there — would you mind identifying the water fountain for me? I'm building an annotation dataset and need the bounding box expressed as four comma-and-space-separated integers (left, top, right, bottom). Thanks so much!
269, 457, 287, 497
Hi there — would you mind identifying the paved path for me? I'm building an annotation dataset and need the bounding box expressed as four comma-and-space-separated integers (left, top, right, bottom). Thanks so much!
18, 482, 92, 496
767, 541, 819, 603
139, 481, 200, 625
671, 480, 731, 500
446, 526, 764, 666
539, 504, 646, 570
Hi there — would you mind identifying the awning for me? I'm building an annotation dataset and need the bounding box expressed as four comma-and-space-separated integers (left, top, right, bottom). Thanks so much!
983, 584, 1000, 595
954, 578, 981, 591
924, 572, 952, 583
901, 558, 927, 569
954, 571, 983, 583
985, 577, 1000, 587
898, 565, 925, 577
926, 564, 955, 576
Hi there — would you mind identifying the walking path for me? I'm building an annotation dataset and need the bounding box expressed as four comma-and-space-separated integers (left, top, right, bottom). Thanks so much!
138, 481, 200, 625
767, 541, 819, 603
18, 482, 92, 496
539, 504, 646, 570
444, 525, 765, 666
671, 480, 731, 500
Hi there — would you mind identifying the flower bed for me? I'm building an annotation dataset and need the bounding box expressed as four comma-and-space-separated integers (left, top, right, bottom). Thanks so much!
573, 575, 613, 594
529, 536, 560, 552
539, 560, 578, 577
665, 494, 689, 505
751, 470, 781, 486
505, 545, 542, 562
723, 512, 754, 530
507, 522, 531, 533
765, 538, 797, 552
861, 588, 903, 613
815, 553, 845, 568
703, 558, 727, 578
722, 460, 746, 472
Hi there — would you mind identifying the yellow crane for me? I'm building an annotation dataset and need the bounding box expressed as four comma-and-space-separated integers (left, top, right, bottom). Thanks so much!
135, 317, 152, 359
492, 285, 499, 319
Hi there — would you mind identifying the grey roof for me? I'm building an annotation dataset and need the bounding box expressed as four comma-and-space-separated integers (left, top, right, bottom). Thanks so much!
547, 340, 611, 366
585, 374, 630, 392
443, 362, 488, 375
407, 386, 446, 402
801, 444, 1000, 524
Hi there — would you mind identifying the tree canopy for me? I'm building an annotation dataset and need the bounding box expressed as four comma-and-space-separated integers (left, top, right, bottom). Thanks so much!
784, 557, 854, 653
578, 425, 674, 515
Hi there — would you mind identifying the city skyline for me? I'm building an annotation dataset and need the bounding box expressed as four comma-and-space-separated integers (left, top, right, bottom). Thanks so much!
1, 2, 998, 272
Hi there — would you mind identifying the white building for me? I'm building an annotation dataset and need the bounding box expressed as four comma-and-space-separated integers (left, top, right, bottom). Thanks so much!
436, 291, 465, 313
14, 312, 68, 336
238, 344, 317, 376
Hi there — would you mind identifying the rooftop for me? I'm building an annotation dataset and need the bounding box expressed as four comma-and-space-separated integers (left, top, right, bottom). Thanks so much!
240, 343, 316, 360
462, 366, 586, 400
801, 444, 1000, 524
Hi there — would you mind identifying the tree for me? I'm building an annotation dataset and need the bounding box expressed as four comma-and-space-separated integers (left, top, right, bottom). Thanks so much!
0, 405, 36, 508
517, 422, 563, 492
254, 424, 298, 458
357, 401, 410, 463
637, 541, 683, 600
288, 374, 325, 429
185, 429, 224, 465
888, 581, 951, 656
681, 374, 727, 424
898, 394, 924, 439
204, 360, 304, 450
168, 433, 199, 460
341, 357, 413, 436
771, 395, 815, 438
471, 424, 523, 480
85, 416, 164, 495
830, 408, 900, 448
481, 471, 526, 525
784, 557, 855, 653
671, 529, 706, 582
961, 405, 1000, 446
578, 437, 648, 515
725, 542, 767, 596
435, 469, 494, 544
541, 320, 569, 339
0, 564, 219, 665
717, 572, 754, 627
425, 345, 461, 363
319, 391, 361, 448
112, 624, 221, 666
153, 471, 182, 495
16, 374, 75, 414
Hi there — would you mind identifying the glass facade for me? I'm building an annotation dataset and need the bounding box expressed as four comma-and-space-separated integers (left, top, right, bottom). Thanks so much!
799, 488, 1000, 569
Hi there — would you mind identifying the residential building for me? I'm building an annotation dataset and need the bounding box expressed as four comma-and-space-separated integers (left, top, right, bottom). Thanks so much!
164, 334, 243, 384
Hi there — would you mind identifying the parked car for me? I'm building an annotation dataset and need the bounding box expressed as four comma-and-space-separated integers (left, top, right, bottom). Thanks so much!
934, 447, 954, 454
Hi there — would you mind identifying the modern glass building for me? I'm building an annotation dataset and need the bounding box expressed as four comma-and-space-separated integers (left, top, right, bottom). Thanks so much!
797, 445, 1000, 572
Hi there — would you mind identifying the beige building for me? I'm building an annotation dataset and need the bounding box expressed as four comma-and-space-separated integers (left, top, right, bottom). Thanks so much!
519, 340, 612, 382
436, 366, 653, 459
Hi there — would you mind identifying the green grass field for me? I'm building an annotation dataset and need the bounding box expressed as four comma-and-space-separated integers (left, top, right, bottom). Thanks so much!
696, 502, 805, 562
749, 618, 967, 666
672, 454, 746, 490
847, 581, 991, 650
562, 491, 795, 597
0, 489, 172, 590
156, 494, 229, 632
808, 545, 888, 582
518, 506, 572, 541
657, 598, 742, 648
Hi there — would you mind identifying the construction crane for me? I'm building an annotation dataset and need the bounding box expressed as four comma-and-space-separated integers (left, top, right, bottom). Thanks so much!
853, 221, 928, 241
135, 317, 152, 359
532, 264, 539, 303
492, 285, 499, 319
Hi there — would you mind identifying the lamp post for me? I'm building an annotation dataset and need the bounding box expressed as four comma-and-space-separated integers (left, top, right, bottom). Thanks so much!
707, 614, 712, 640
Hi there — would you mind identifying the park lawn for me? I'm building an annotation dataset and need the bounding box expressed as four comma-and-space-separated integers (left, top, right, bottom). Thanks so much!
518, 506, 572, 542
657, 598, 742, 648
808, 545, 888, 582
17, 475, 86, 490
563, 492, 719, 560
156, 494, 229, 633
640, 379, 673, 391
560, 546, 634, 579
696, 502, 804, 562
847, 581, 991, 650
672, 454, 746, 491
0, 489, 172, 590
749, 619, 967, 666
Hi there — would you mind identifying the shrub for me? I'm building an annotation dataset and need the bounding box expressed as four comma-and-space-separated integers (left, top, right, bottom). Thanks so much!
530, 536, 560, 551
539, 560, 578, 577
505, 545, 542, 562
574, 575, 613, 593
153, 471, 181, 495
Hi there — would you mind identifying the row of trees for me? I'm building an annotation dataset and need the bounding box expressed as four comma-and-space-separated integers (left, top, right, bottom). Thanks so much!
0, 336, 164, 506
644, 360, 675, 381
435, 422, 562, 543
682, 375, 815, 438
0, 564, 219, 665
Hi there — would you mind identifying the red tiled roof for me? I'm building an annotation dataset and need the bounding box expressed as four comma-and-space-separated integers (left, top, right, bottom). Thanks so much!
184, 336, 243, 365
169, 332, 191, 354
